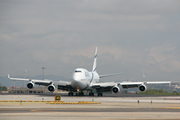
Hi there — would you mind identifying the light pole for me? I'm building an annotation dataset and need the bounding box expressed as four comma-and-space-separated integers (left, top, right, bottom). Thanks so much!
142, 70, 145, 81
24, 70, 27, 88
42, 67, 46, 80
42, 67, 46, 93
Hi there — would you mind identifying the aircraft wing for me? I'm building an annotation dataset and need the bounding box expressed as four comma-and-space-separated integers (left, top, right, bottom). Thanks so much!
91, 82, 116, 87
54, 80, 76, 92
8, 74, 75, 92
120, 81, 171, 89
8, 74, 72, 87
90, 82, 117, 93
8, 74, 54, 86
145, 81, 171, 84
90, 81, 171, 93
91, 81, 170, 88
120, 82, 144, 89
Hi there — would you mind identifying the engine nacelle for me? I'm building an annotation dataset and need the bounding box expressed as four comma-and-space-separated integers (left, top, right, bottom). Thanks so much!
27, 82, 34, 89
48, 85, 55, 92
112, 86, 120, 94
139, 84, 147, 92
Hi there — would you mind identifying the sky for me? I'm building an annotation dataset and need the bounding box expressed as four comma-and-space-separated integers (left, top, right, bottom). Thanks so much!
0, 0, 180, 82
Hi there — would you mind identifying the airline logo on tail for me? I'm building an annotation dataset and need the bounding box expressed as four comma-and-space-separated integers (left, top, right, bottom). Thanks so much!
92, 47, 97, 72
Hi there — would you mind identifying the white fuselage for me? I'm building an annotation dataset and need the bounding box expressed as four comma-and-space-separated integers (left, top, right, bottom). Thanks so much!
71, 68, 99, 90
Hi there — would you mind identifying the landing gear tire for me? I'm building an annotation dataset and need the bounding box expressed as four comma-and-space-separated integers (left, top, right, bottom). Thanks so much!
89, 92, 94, 96
75, 91, 84, 96
68, 92, 74, 96
98, 93, 103, 96
80, 91, 84, 96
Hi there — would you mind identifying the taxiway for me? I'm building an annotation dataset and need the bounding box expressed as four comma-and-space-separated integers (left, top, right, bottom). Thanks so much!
0, 95, 180, 120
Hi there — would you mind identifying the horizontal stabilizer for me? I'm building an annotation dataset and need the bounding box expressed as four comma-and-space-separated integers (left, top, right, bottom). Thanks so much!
99, 72, 123, 78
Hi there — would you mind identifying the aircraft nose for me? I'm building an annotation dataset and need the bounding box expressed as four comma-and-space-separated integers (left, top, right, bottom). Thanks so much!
71, 73, 82, 89
72, 73, 81, 81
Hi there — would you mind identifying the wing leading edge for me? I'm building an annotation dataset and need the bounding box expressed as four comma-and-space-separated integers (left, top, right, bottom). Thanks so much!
8, 74, 52, 84
90, 81, 171, 93
7, 74, 71, 88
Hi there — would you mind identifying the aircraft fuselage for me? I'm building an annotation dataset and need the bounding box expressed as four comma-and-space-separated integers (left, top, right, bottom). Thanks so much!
71, 68, 99, 90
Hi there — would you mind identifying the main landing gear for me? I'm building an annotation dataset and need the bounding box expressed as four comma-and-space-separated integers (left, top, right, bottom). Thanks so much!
89, 92, 103, 96
89, 92, 94, 96
68, 91, 74, 96
69, 91, 84, 96
68, 91, 103, 96
98, 93, 103, 96
76, 91, 84, 96
89, 90, 103, 96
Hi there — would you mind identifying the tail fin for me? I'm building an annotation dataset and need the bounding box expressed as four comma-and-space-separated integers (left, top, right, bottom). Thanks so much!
92, 47, 97, 72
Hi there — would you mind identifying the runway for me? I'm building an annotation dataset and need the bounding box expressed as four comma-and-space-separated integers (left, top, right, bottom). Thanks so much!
1, 107, 180, 113
0, 95, 180, 120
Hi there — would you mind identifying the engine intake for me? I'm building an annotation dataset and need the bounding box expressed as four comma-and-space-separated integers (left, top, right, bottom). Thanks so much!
48, 85, 55, 92
27, 82, 34, 89
139, 84, 147, 92
112, 86, 120, 94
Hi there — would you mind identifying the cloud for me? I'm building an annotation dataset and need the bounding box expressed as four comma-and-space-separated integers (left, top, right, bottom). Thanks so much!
159, 60, 180, 72
32, 49, 56, 62
148, 44, 176, 63
146, 44, 180, 73
0, 0, 180, 81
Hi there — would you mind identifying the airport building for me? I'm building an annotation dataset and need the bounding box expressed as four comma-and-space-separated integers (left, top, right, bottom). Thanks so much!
9, 87, 44, 94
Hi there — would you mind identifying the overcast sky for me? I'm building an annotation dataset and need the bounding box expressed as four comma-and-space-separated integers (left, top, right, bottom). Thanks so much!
0, 0, 180, 82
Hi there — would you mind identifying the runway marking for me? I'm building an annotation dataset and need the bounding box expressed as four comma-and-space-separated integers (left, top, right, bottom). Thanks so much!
30, 109, 58, 112
40, 109, 60, 111
1, 107, 180, 113
30, 108, 61, 112
164, 107, 180, 109
30, 110, 36, 111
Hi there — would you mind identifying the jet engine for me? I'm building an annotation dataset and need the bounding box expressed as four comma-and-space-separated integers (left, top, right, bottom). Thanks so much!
139, 84, 147, 92
48, 85, 55, 92
112, 86, 120, 94
27, 82, 34, 89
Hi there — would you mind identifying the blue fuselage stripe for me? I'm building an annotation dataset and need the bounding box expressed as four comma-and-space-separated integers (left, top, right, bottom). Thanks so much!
84, 72, 94, 90
90, 73, 94, 83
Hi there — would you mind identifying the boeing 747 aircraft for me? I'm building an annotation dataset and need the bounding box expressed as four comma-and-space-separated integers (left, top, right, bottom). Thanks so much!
8, 48, 170, 96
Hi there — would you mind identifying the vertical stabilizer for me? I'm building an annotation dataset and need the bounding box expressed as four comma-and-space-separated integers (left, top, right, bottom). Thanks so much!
92, 47, 97, 72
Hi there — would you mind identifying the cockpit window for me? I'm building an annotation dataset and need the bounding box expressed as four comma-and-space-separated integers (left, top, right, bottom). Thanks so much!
75, 70, 82, 73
